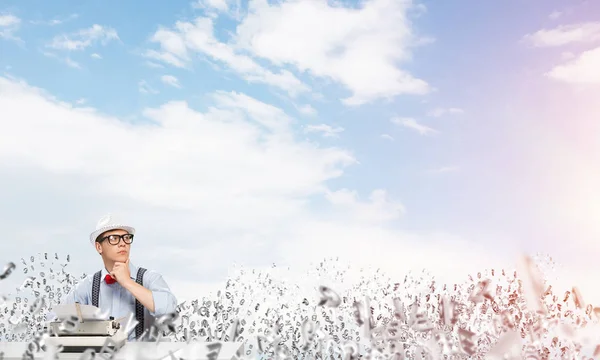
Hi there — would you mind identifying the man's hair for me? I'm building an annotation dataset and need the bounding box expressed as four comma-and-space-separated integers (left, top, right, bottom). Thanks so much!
95, 230, 111, 243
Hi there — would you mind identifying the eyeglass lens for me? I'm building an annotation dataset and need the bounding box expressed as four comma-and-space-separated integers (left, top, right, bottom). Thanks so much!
104, 234, 134, 245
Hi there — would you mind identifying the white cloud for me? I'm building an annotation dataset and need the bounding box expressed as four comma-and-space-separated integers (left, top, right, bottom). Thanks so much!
41, 51, 82, 69
147, 0, 431, 105
0, 14, 20, 27
138, 80, 159, 94
548, 11, 562, 20
144, 49, 188, 69
65, 58, 81, 69
380, 134, 394, 141
391, 117, 437, 135
0, 75, 355, 236
427, 107, 464, 117
145, 18, 308, 97
31, 19, 63, 26
296, 104, 317, 116
211, 90, 296, 133
193, 0, 234, 13
325, 189, 405, 223
160, 75, 181, 88
233, 0, 431, 105
91, 53, 102, 59
546, 46, 600, 84
523, 22, 600, 47
0, 14, 21, 42
304, 124, 344, 138
0, 76, 519, 296
30, 13, 78, 26
145, 61, 164, 69
48, 24, 119, 51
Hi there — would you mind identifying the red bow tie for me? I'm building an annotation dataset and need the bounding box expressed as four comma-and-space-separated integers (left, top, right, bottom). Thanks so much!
104, 274, 116, 284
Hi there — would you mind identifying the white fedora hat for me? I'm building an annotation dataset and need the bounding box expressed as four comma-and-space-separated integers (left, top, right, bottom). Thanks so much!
90, 213, 136, 245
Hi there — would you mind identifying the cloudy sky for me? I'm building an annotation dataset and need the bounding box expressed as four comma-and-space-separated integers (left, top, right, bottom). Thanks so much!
1, 0, 599, 304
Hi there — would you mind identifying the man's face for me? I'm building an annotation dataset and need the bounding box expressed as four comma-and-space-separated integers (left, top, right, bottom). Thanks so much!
95, 229, 132, 263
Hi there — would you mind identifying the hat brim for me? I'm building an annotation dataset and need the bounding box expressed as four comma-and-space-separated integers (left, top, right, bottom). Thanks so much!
90, 225, 136, 245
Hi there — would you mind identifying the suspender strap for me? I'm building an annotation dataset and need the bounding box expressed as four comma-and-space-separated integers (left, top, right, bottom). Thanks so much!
134, 267, 147, 339
91, 271, 101, 307
91, 267, 147, 339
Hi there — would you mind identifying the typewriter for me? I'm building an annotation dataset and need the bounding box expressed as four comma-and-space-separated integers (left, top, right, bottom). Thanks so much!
43, 303, 127, 353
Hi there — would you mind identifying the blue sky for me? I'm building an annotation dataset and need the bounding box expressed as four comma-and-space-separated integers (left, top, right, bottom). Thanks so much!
1, 0, 600, 301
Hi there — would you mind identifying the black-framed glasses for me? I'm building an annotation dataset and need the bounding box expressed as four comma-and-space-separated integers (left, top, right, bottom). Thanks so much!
98, 234, 134, 245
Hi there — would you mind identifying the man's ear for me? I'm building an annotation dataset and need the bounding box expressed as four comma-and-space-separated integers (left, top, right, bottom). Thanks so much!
95, 241, 102, 254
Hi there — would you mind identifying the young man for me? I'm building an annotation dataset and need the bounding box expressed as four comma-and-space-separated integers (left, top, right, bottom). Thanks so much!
62, 214, 178, 341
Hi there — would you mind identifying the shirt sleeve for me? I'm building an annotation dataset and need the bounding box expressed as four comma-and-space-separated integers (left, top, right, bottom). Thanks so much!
144, 271, 178, 317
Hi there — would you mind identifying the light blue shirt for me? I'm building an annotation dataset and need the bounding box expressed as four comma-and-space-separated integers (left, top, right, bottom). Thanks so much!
57, 261, 177, 341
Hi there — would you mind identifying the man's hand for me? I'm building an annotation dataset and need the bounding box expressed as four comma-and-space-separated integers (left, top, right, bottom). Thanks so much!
111, 258, 131, 285
118, 259, 156, 313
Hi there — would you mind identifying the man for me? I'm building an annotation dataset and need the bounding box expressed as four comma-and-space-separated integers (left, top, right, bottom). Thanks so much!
62, 214, 177, 341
